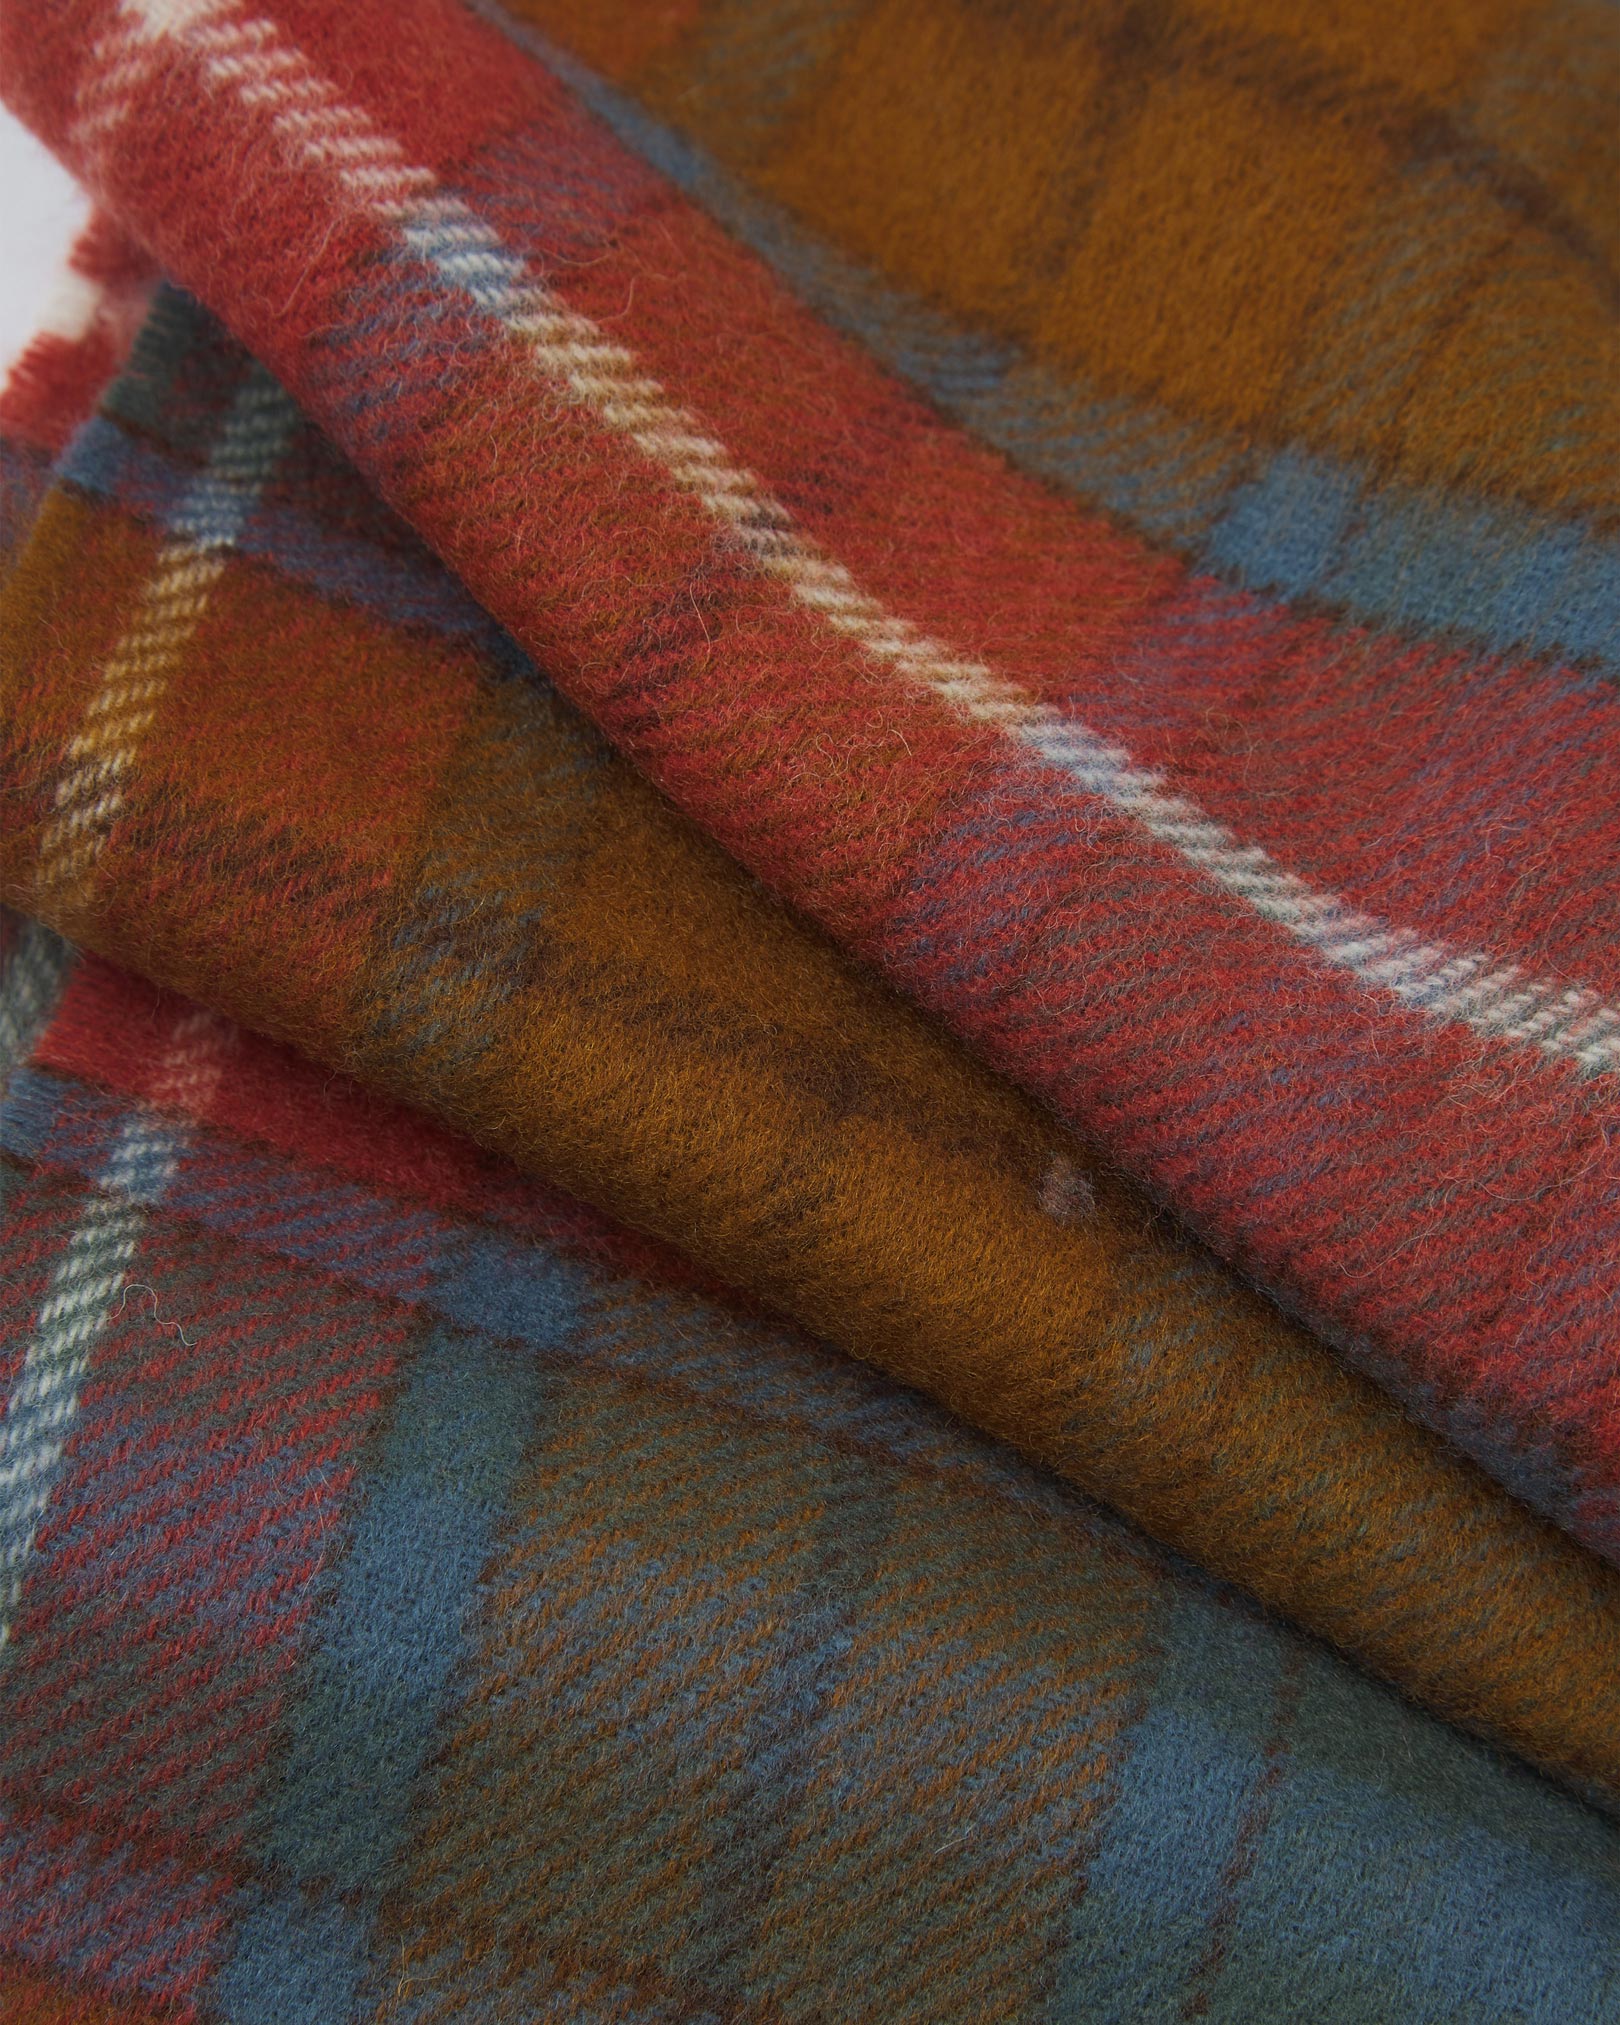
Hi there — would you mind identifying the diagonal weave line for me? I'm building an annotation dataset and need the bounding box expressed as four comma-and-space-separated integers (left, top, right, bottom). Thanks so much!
70, 0, 1620, 1078
485, 1, 1619, 678
0, 1006, 228, 1650
37, 361, 297, 901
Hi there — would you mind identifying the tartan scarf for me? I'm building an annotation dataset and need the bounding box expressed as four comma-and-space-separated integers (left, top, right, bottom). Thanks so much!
1, 2, 1617, 2017
3, 919, 1616, 2021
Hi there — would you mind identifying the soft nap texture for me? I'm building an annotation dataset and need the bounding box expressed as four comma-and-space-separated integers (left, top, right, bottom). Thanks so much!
3, 928, 1619, 2022
2, 0, 1614, 1554
4, 284, 1619, 1806
0, 0, 1617, 2016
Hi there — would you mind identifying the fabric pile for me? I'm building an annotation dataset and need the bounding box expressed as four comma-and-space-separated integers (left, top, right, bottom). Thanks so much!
0, 2, 1616, 2019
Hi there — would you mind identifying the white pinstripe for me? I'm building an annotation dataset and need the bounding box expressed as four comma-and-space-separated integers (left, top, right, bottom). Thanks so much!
75, 0, 1620, 1076
0, 1009, 227, 1650
38, 368, 296, 898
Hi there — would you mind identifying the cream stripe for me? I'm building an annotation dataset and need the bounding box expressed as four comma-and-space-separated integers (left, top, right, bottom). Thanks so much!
38, 368, 296, 900
0, 1009, 227, 1650
80, 0, 1620, 1076
29, 267, 108, 348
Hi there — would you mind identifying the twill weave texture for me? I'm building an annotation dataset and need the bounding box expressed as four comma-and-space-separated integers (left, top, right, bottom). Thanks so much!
2, 927, 1619, 2022
0, 0, 1616, 2017
4, 287, 1619, 1802
2, 0, 1615, 1553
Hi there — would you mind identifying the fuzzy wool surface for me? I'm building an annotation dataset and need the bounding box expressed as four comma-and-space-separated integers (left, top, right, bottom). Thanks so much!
3, 926, 1620, 2023
3, 0, 1613, 1556
3, 289, 1618, 1806
0, 1, 1617, 2017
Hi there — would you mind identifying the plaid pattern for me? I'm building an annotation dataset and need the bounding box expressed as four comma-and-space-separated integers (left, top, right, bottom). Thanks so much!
1, 3, 1617, 2009
0, 217, 150, 598
2, 0, 1614, 1572
504, 0, 1620, 672
5, 287, 1619, 1807
4, 921, 1620, 2023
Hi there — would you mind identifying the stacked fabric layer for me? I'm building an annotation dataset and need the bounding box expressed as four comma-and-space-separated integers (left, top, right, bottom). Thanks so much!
1, 1, 1616, 2018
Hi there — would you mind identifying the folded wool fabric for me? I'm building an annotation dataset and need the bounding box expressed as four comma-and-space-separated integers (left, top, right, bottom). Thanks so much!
0, 213, 153, 471
3, 924, 1619, 2024
508, 0, 1619, 664
2, 0, 1615, 1567
5, 282, 1620, 1807
1, 0, 1618, 2016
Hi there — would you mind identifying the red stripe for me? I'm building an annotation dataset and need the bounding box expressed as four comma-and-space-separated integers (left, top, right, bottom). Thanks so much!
2, 1216, 404, 1868
34, 955, 717, 1291
3, 0, 1614, 1476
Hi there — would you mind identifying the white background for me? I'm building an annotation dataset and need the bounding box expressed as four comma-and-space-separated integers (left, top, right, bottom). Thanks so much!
1, 107, 92, 378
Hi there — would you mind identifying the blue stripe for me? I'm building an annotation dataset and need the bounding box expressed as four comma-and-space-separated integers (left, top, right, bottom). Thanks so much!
1049, 1592, 1291, 2019
7, 1069, 1619, 2021
246, 1316, 547, 1892
58, 412, 518, 656
0, 1066, 1066, 1510
1056, 1600, 1620, 2021
206, 1889, 372, 2025
474, 3, 1620, 683
1197, 1644, 1620, 2022
210, 1316, 549, 2021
